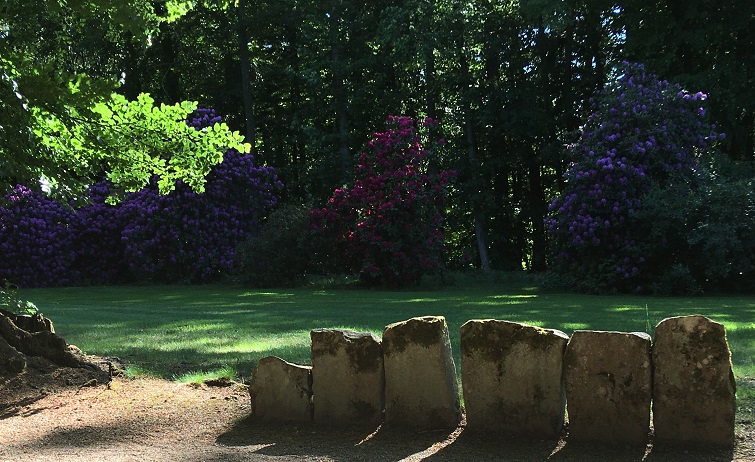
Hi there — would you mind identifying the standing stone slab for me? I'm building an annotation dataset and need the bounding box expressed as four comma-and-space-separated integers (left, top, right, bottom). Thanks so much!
249, 356, 312, 423
653, 315, 736, 448
461, 320, 568, 437
311, 329, 384, 426
564, 330, 652, 444
383, 316, 461, 429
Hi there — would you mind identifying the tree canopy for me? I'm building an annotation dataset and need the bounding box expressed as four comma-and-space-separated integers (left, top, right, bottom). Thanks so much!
0, 0, 249, 195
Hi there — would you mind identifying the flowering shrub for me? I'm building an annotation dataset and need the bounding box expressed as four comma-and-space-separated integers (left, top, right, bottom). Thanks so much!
0, 108, 282, 287
116, 109, 283, 283
72, 180, 128, 284
0, 185, 78, 287
309, 116, 455, 286
546, 63, 723, 293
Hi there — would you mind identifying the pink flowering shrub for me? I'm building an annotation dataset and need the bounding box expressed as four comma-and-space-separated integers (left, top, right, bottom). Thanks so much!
309, 116, 455, 286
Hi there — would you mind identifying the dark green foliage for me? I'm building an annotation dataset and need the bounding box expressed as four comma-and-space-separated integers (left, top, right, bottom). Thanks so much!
236, 203, 311, 287
638, 155, 755, 293
621, 0, 755, 162
3, 0, 753, 286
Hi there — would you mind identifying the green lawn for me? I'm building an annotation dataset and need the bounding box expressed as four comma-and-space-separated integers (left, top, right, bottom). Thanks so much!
21, 278, 755, 389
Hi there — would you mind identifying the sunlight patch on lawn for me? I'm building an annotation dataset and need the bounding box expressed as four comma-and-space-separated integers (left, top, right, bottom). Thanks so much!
208, 338, 303, 354
175, 365, 237, 383
159, 321, 236, 333
608, 305, 641, 312
559, 322, 590, 331
239, 292, 296, 298
720, 323, 755, 332
462, 297, 535, 306
151, 337, 221, 352
489, 294, 538, 299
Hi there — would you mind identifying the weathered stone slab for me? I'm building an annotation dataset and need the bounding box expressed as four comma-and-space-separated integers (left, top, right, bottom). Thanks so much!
652, 315, 736, 448
564, 330, 652, 444
461, 320, 568, 437
249, 356, 312, 423
310, 329, 384, 426
383, 316, 461, 429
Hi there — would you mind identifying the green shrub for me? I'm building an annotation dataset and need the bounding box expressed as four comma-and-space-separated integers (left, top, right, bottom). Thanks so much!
236, 203, 311, 287
0, 281, 38, 315
637, 154, 755, 293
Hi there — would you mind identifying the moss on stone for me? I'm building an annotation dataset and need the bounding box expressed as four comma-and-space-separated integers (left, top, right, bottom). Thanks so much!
311, 329, 383, 374
461, 319, 566, 364
344, 335, 382, 373
383, 316, 445, 356
310, 329, 341, 359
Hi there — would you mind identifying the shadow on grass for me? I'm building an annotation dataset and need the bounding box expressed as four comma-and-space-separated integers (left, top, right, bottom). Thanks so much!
23, 285, 755, 381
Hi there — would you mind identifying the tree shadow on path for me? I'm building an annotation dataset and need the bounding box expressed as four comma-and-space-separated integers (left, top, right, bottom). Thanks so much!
218, 417, 738, 462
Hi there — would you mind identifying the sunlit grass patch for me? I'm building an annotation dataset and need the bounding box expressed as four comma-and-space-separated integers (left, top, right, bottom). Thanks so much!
22, 281, 755, 386
123, 364, 155, 379
174, 365, 237, 384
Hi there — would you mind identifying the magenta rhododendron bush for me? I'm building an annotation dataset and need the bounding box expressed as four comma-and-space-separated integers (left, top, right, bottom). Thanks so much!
309, 116, 455, 286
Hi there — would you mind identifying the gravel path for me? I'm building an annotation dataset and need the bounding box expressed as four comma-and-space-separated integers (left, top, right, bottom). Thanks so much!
1, 369, 752, 461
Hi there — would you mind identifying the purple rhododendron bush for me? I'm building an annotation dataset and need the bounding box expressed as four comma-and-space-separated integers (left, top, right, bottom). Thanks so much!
0, 185, 79, 287
309, 116, 455, 287
546, 63, 730, 293
0, 109, 282, 287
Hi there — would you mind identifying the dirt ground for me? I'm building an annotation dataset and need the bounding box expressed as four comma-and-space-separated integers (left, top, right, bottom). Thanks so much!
1, 357, 754, 462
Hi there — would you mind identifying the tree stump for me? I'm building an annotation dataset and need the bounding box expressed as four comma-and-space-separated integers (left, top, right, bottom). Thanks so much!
0, 309, 95, 374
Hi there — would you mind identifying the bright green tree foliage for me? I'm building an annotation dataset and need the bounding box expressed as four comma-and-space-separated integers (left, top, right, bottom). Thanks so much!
1, 0, 249, 195
36, 93, 249, 196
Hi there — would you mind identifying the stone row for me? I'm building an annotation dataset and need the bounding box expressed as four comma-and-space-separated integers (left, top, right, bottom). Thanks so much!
248, 315, 736, 448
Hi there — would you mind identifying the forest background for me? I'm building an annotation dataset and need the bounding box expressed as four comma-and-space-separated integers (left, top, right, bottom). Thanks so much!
1, 0, 753, 293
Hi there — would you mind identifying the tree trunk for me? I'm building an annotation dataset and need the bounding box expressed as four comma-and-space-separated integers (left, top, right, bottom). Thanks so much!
460, 52, 491, 273
423, 40, 440, 175
158, 23, 180, 104
121, 32, 143, 100
330, 1, 351, 180
238, 0, 256, 151
527, 148, 547, 272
